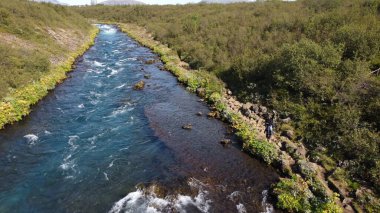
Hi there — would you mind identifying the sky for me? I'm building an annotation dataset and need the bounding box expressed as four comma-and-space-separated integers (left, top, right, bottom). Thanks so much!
59, 0, 201, 5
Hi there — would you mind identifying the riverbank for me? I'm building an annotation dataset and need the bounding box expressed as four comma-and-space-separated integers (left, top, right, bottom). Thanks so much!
118, 23, 348, 212
0, 27, 99, 129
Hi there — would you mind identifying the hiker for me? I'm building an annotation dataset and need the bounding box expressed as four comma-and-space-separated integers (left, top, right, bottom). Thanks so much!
264, 113, 275, 141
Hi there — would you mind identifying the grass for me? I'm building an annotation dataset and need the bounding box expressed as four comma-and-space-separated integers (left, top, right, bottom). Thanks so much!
0, 27, 99, 129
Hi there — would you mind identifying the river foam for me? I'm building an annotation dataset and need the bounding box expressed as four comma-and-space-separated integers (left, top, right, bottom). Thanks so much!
108, 178, 211, 213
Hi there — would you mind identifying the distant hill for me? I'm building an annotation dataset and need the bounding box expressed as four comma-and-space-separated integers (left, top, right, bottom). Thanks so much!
30, 0, 64, 4
99, 0, 145, 5
200, 0, 251, 3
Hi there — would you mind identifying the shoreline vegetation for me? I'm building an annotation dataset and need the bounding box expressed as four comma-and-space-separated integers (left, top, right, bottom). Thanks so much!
0, 27, 99, 129
117, 22, 375, 212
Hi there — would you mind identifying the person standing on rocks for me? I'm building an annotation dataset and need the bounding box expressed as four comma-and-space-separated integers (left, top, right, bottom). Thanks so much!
264, 113, 275, 141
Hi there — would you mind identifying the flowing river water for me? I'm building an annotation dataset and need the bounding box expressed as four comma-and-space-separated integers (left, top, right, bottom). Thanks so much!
0, 25, 280, 213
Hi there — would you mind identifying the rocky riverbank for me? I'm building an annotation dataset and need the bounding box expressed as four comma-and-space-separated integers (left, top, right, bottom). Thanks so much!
117, 22, 380, 212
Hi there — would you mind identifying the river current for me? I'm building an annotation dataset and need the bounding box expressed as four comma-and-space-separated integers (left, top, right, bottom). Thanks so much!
0, 25, 279, 213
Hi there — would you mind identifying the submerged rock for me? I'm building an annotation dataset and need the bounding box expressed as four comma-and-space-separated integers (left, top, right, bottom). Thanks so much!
144, 74, 151, 79
220, 139, 231, 145
133, 80, 145, 90
145, 59, 156, 64
196, 112, 203, 116
182, 124, 193, 130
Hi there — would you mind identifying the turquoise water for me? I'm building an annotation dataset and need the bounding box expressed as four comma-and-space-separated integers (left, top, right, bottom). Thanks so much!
0, 25, 279, 213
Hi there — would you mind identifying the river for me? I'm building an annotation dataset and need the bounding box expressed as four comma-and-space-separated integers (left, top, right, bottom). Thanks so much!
0, 25, 279, 213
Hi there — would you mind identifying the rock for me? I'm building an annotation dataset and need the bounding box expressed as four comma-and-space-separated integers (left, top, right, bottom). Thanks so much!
280, 152, 295, 175
251, 104, 259, 114
343, 204, 354, 212
182, 124, 192, 130
295, 144, 307, 158
226, 127, 234, 134
241, 103, 253, 117
259, 105, 267, 114
207, 111, 219, 118
280, 117, 291, 123
241, 102, 253, 111
243, 109, 252, 117
196, 112, 203, 116
297, 160, 318, 179
144, 74, 151, 79
145, 59, 156, 64
220, 139, 231, 145
281, 129, 295, 140
133, 80, 145, 90
196, 88, 206, 98
227, 90, 232, 95
248, 113, 257, 120
343, 198, 353, 206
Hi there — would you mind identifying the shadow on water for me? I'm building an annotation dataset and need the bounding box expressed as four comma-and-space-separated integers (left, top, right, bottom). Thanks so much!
0, 25, 279, 213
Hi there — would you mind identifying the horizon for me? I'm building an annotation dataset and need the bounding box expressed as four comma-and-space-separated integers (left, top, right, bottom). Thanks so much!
59, 0, 203, 5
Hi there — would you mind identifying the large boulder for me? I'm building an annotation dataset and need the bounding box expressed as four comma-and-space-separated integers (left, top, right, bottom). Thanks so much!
297, 160, 318, 179
281, 139, 306, 159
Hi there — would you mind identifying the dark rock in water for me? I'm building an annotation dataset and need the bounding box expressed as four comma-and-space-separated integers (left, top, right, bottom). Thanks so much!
182, 124, 193, 130
133, 80, 145, 90
196, 112, 203, 116
196, 88, 206, 98
145, 59, 156, 64
144, 74, 151, 79
220, 139, 232, 145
